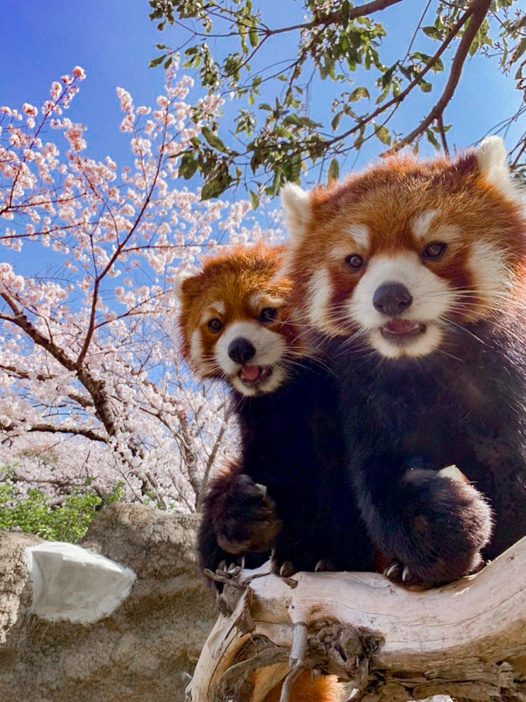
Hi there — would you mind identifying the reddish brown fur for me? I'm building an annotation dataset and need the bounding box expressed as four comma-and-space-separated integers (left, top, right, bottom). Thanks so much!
264, 672, 344, 702
178, 242, 303, 377
288, 151, 526, 329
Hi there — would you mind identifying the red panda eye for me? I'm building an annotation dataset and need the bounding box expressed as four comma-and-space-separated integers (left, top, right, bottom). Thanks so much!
260, 307, 277, 323
345, 254, 365, 271
207, 318, 222, 333
423, 242, 447, 260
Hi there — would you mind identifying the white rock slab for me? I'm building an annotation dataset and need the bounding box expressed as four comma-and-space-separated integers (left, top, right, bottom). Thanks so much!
24, 541, 136, 623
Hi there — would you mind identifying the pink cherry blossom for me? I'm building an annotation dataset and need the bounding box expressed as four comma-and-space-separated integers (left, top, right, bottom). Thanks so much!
0, 65, 283, 512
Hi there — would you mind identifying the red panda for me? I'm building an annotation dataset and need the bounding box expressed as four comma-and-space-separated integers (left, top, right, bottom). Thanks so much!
277, 139, 523, 587
177, 243, 375, 586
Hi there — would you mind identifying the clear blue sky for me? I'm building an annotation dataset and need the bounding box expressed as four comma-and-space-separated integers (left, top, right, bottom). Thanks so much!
0, 1, 522, 183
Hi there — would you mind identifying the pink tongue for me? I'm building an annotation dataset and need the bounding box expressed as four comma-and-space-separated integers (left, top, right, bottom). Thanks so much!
385, 319, 419, 335
240, 365, 261, 381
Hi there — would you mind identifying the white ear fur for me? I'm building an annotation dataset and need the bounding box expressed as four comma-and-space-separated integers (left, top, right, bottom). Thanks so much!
476, 136, 521, 204
280, 183, 311, 244
174, 269, 195, 301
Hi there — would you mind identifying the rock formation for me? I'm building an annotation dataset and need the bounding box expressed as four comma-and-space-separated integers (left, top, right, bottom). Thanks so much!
0, 503, 217, 702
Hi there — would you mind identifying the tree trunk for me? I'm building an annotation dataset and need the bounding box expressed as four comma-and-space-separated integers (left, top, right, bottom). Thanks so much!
188, 537, 526, 701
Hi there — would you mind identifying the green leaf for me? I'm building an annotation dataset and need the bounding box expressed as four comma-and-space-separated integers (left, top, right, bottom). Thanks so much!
149, 55, 166, 68
249, 189, 259, 210
342, 0, 350, 28
423, 26, 441, 40
328, 158, 340, 182
332, 111, 343, 131
419, 80, 432, 93
249, 28, 259, 48
349, 86, 370, 102
201, 177, 226, 200
426, 128, 440, 150
375, 125, 391, 145
178, 153, 198, 180
201, 127, 228, 153
284, 114, 303, 127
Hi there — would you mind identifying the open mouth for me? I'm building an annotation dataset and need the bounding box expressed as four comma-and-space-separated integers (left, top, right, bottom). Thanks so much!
380, 319, 426, 344
237, 365, 273, 387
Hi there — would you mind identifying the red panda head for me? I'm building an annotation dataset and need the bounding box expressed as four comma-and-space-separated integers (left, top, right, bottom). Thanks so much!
281, 137, 526, 359
177, 243, 302, 396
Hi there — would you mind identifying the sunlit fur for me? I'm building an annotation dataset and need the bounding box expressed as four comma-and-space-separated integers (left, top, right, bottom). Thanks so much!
280, 138, 526, 587
178, 243, 303, 396
264, 671, 345, 702
282, 140, 525, 359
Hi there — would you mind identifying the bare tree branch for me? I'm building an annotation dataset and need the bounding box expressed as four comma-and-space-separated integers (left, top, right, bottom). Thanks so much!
389, 0, 493, 151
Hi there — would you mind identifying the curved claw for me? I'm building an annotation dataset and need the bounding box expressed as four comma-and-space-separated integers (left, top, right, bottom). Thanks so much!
384, 562, 399, 578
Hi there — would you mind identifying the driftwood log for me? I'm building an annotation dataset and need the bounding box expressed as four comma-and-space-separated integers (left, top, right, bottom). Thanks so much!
187, 536, 526, 701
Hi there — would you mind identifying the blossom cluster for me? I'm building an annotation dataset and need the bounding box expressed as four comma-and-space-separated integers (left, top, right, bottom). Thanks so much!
0, 65, 282, 511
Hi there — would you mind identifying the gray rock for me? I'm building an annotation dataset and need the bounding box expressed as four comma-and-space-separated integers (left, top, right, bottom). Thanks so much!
0, 503, 217, 702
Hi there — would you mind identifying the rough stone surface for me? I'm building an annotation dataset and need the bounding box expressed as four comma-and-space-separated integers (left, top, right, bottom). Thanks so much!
0, 503, 217, 702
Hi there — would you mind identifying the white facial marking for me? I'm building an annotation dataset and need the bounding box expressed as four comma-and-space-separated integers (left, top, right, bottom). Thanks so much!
308, 269, 331, 331
250, 293, 285, 310
308, 268, 347, 336
349, 252, 454, 358
467, 239, 509, 315
231, 365, 286, 397
412, 213, 461, 246
190, 329, 209, 372
210, 301, 225, 315
367, 324, 444, 359
215, 320, 287, 377
249, 293, 262, 310
411, 211, 437, 243
347, 224, 370, 250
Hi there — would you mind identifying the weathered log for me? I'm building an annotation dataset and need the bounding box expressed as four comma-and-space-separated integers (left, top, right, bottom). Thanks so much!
188, 537, 526, 701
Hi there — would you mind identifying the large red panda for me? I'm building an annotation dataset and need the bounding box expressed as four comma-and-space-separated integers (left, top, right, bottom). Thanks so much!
177, 243, 375, 585
278, 139, 515, 588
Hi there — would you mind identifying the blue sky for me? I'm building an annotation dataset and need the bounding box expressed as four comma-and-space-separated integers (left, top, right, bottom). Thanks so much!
0, 1, 522, 184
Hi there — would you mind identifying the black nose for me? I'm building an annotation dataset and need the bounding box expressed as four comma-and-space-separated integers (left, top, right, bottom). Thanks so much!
228, 337, 256, 364
373, 282, 413, 317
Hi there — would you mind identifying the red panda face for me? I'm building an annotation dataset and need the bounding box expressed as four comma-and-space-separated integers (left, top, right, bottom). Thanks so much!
282, 137, 526, 360
177, 244, 301, 396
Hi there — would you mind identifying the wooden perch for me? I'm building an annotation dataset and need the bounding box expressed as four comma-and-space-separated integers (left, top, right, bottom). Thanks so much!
188, 537, 526, 701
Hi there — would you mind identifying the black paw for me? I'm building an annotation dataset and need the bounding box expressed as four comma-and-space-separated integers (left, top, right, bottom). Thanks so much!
270, 548, 332, 578
381, 468, 493, 589
383, 560, 428, 590
213, 474, 282, 555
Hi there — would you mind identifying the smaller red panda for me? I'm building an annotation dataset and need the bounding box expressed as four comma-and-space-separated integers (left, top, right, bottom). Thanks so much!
177, 243, 376, 588
177, 246, 361, 702
178, 243, 301, 398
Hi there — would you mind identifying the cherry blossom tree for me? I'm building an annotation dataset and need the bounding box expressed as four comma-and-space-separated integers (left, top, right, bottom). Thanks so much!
0, 61, 280, 511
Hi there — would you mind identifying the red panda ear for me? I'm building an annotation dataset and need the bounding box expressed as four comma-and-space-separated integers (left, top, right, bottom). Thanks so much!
280, 183, 311, 245
174, 269, 198, 302
476, 136, 521, 204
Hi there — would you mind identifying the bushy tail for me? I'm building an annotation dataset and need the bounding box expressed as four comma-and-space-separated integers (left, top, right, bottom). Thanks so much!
264, 671, 345, 702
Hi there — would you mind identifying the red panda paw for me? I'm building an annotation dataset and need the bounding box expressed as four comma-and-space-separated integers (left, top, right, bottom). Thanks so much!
213, 474, 283, 556
383, 560, 427, 591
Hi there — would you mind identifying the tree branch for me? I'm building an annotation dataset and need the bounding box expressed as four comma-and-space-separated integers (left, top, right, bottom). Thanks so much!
0, 421, 107, 443
0, 291, 118, 437
389, 0, 493, 151
265, 0, 403, 36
